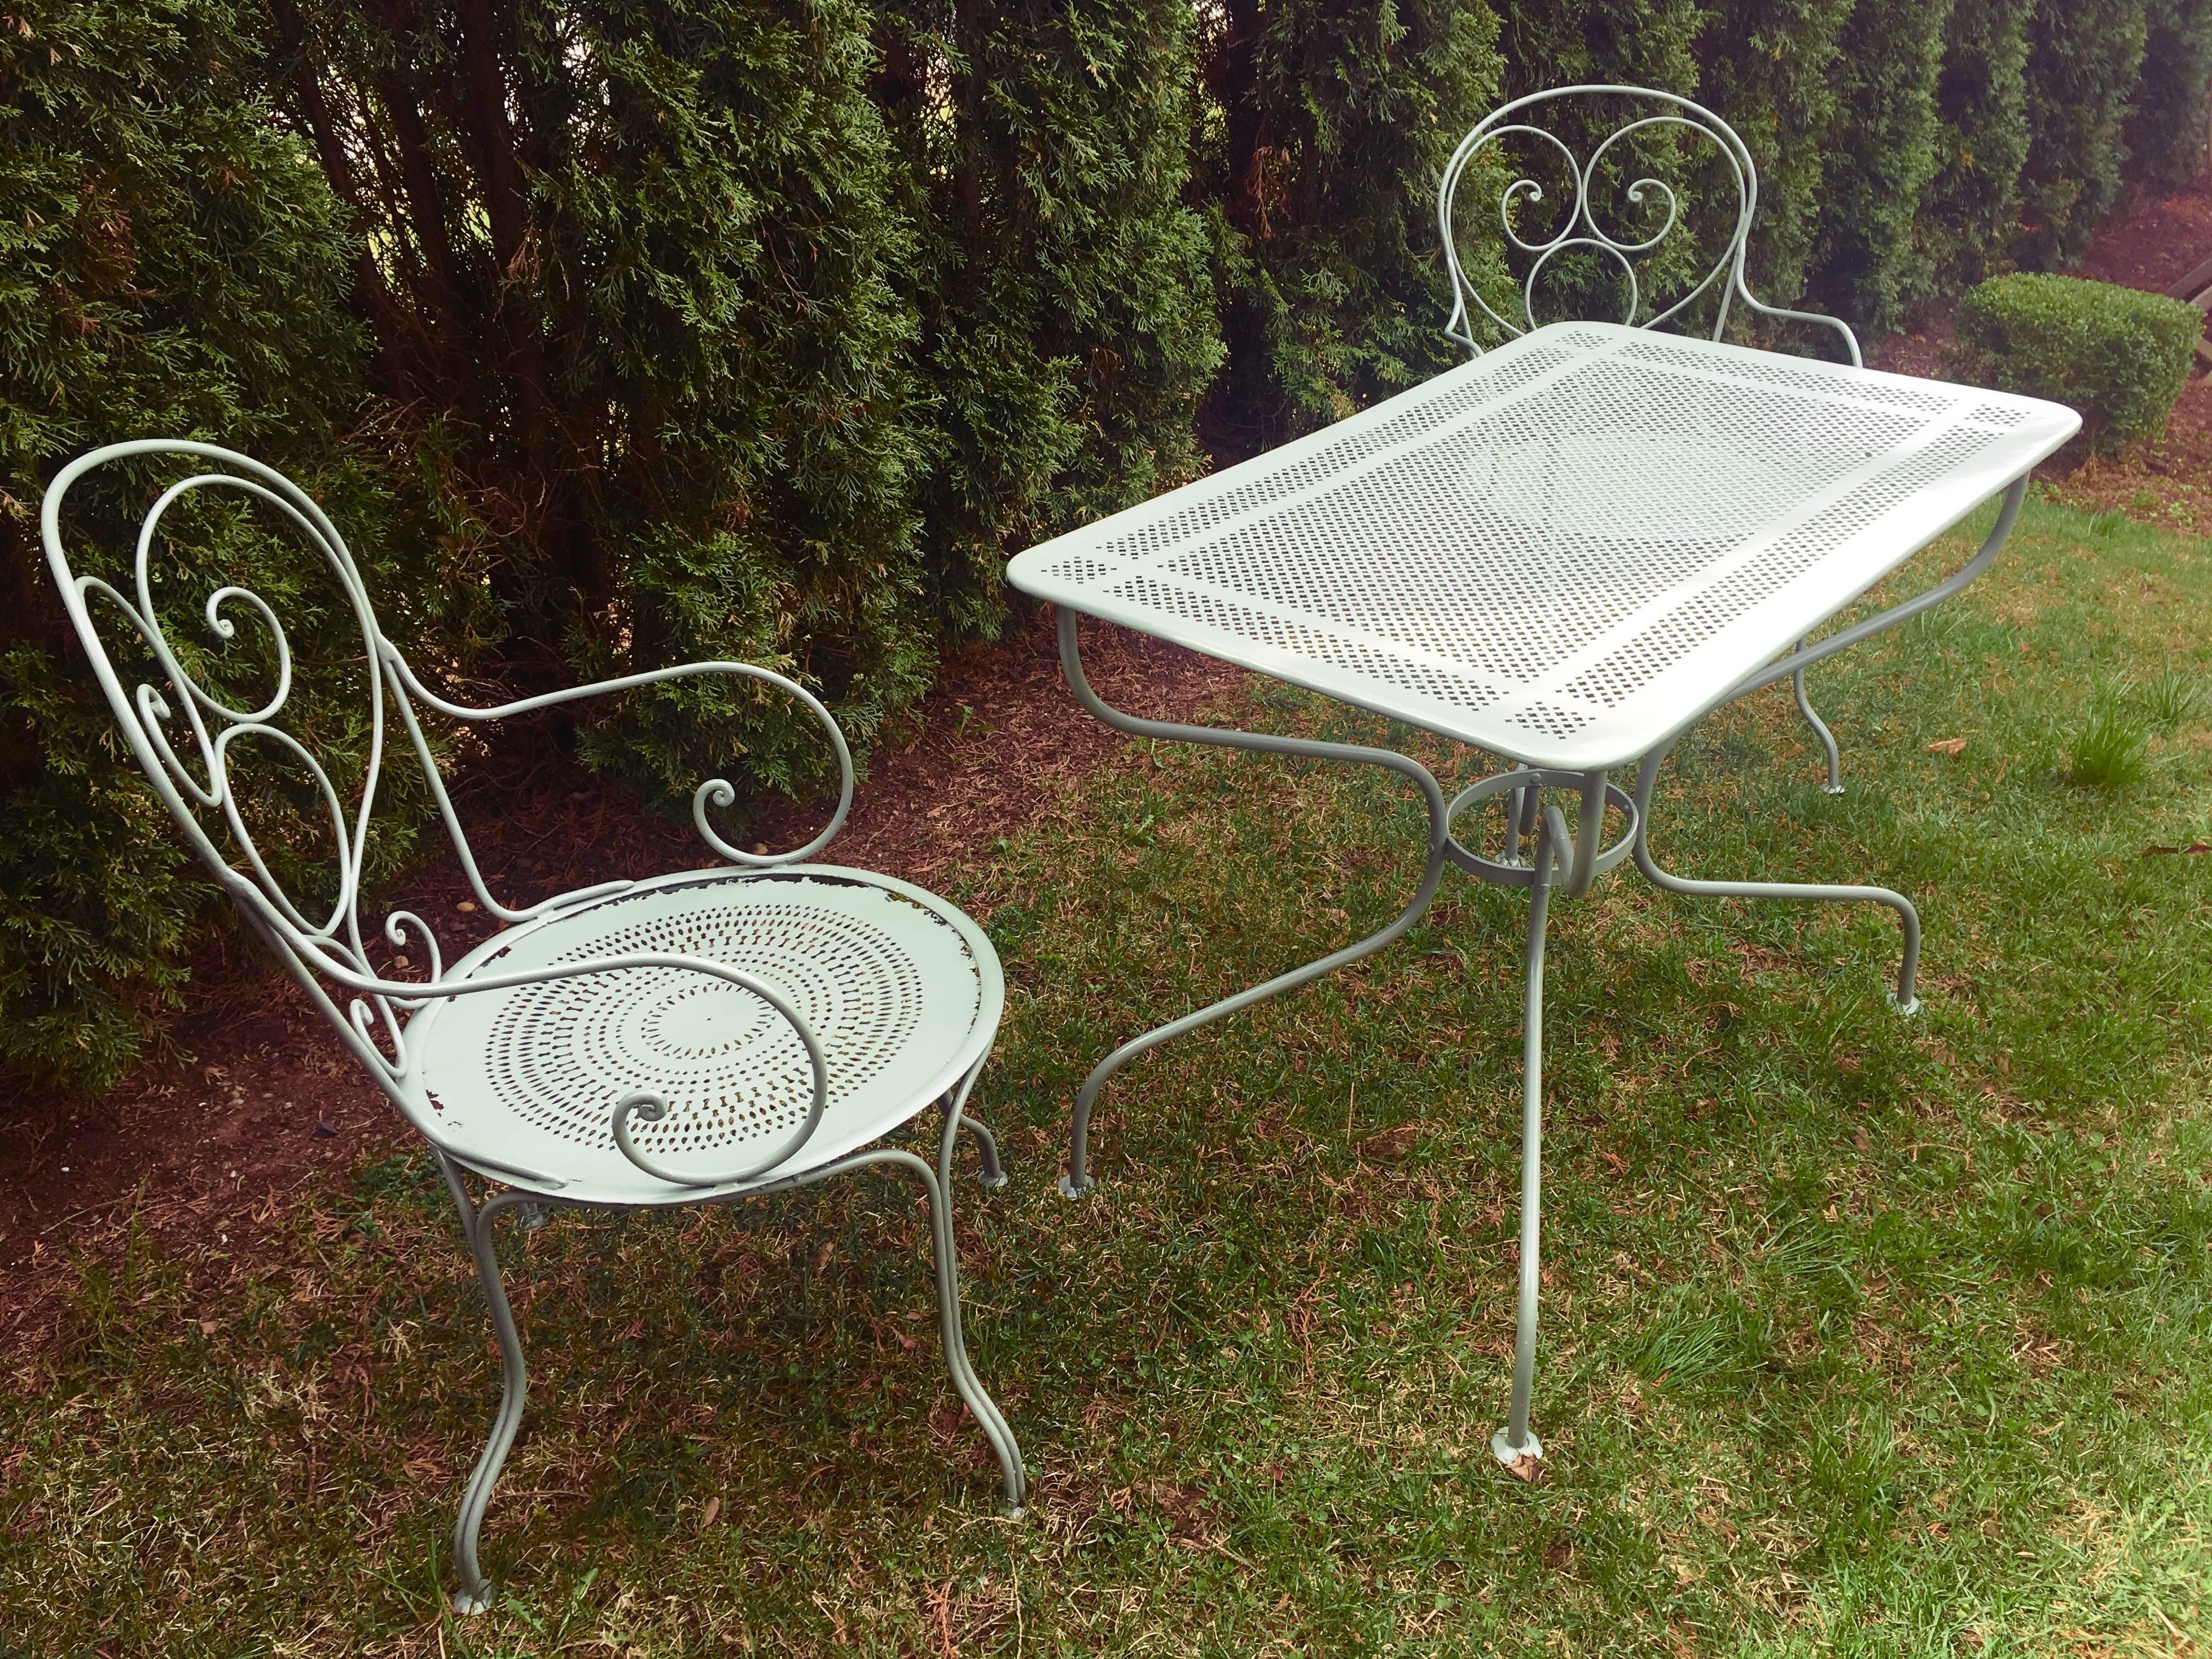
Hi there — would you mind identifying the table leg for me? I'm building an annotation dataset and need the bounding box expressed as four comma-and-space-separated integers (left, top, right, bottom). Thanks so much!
1054, 609, 1451, 1195
1632, 740, 1921, 1013
1492, 806, 1561, 1468
1791, 640, 1845, 794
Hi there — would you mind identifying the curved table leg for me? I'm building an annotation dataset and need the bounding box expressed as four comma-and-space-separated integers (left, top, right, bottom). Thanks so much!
1055, 610, 1451, 1195
1791, 640, 1844, 794
1633, 740, 1921, 1013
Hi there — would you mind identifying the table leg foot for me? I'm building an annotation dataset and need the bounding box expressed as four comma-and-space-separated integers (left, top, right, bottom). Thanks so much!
1888, 992, 1923, 1017
1057, 1173, 1095, 1200
1490, 1426, 1544, 1467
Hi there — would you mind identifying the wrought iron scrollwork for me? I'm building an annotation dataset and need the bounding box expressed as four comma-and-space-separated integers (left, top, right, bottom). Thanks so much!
1438, 83, 1862, 366
42, 439, 854, 1190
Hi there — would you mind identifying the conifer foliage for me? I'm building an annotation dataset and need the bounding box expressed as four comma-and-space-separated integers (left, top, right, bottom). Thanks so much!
0, 0, 374, 1086
871, 0, 1221, 630
269, 0, 932, 808
1195, 0, 1502, 452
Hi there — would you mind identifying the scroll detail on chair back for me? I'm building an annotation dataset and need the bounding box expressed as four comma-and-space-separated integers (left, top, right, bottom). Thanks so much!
41, 439, 1025, 1613
1437, 82, 1863, 368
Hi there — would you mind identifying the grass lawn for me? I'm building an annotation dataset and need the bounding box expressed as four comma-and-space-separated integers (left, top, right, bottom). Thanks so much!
5, 492, 2211, 1656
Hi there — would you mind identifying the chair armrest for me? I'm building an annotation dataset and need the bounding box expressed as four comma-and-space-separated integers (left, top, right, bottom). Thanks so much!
383, 650, 856, 868
1734, 286, 1864, 369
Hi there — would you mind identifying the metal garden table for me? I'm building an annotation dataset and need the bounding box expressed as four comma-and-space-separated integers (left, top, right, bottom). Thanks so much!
1007, 318, 2078, 1467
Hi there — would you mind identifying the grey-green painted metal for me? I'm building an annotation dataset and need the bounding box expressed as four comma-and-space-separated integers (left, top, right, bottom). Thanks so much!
1049, 473, 2028, 1470
1013, 78, 2061, 1477
1440, 85, 1864, 803
1014, 84, 2075, 1474
41, 441, 1026, 1615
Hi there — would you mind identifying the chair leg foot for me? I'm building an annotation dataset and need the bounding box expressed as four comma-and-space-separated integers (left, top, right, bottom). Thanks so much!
1056, 1172, 1094, 1200
450, 1584, 497, 1616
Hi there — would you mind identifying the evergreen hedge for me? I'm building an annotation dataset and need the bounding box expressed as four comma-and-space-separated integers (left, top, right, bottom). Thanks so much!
270, 0, 932, 815
1805, 0, 1950, 332
1196, 0, 1502, 450
2018, 0, 2150, 268
873, 0, 1221, 626
2129, 0, 2212, 192
9, 0, 2212, 1091
0, 0, 396, 1087
1695, 0, 1852, 311
1914, 0, 2035, 301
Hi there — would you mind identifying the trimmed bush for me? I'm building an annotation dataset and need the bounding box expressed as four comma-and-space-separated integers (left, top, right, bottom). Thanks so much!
1194, 0, 1502, 449
2018, 0, 2150, 269
1957, 273, 2200, 450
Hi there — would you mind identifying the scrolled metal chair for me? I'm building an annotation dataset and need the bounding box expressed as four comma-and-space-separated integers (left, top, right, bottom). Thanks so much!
1438, 83, 1864, 794
41, 441, 1025, 1613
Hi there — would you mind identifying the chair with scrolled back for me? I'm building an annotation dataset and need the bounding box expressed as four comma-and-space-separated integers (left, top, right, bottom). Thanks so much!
1437, 83, 1865, 791
41, 441, 1025, 1613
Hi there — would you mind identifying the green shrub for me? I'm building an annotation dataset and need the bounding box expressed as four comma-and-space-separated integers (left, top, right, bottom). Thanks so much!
272, 0, 932, 809
1805, 0, 1951, 332
1695, 0, 1853, 312
1956, 273, 2200, 451
2127, 0, 2212, 193
873, 0, 1222, 628
0, 0, 399, 1090
2018, 0, 2149, 268
1912, 0, 2035, 300
1195, 0, 1502, 448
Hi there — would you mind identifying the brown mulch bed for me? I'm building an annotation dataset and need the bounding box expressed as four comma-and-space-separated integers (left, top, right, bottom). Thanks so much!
0, 613, 1242, 1352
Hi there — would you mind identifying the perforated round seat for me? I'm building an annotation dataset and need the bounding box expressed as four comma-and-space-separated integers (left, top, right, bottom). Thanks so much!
407, 867, 1003, 1205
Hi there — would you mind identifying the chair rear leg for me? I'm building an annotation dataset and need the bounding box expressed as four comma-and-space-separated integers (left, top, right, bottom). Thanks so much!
437, 1160, 535, 1615
939, 1066, 1008, 1190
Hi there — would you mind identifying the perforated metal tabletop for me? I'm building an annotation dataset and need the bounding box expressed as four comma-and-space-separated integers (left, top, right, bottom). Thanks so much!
1008, 323, 2078, 771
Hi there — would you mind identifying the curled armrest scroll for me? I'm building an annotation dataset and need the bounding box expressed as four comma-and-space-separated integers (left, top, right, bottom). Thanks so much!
385, 651, 856, 868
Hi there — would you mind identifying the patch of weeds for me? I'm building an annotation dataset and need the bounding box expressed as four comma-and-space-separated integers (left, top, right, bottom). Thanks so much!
2067, 697, 2151, 789
2136, 667, 2203, 732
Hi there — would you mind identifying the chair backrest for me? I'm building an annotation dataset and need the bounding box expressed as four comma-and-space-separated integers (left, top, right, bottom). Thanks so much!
40, 441, 499, 1091
1437, 83, 1861, 366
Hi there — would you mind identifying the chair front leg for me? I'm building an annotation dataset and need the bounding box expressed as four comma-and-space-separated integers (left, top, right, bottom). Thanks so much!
842, 1148, 1027, 1512
436, 1157, 538, 1615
